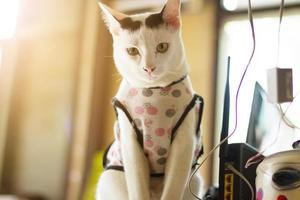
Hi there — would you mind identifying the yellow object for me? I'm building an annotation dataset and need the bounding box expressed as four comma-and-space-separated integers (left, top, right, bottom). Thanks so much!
83, 151, 104, 200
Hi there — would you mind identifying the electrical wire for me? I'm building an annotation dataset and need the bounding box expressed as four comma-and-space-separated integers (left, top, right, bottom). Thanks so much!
189, 163, 201, 200
275, 0, 298, 131
276, 0, 285, 67
245, 106, 285, 168
278, 89, 300, 130
227, 164, 255, 200
245, 0, 300, 168
245, 90, 300, 168
188, 0, 257, 199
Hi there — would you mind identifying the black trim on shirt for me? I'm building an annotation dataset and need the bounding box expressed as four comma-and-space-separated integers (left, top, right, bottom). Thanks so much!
196, 95, 204, 137
105, 84, 205, 175
105, 163, 199, 177
112, 98, 144, 146
103, 141, 114, 168
105, 166, 165, 177
170, 94, 204, 143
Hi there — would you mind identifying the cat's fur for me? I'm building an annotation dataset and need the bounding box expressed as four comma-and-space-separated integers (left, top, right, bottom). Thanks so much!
97, 0, 203, 199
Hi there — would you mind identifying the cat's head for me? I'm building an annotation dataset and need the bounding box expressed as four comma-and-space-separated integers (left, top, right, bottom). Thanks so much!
99, 0, 188, 88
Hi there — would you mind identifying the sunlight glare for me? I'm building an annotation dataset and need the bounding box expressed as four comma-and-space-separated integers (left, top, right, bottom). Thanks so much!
0, 0, 19, 40
223, 0, 238, 11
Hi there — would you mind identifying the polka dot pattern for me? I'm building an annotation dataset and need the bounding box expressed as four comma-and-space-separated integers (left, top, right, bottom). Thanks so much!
143, 102, 151, 108
145, 139, 154, 148
256, 188, 263, 200
129, 88, 138, 96
134, 106, 144, 114
145, 134, 152, 140
157, 157, 167, 165
172, 89, 182, 97
157, 147, 167, 156
105, 76, 202, 174
160, 86, 172, 96
144, 118, 153, 128
142, 88, 153, 97
166, 108, 176, 118
277, 195, 288, 200
155, 128, 165, 136
147, 106, 158, 115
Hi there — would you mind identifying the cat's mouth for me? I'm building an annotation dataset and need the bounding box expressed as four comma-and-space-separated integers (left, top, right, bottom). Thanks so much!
145, 73, 159, 81
140, 73, 159, 83
140, 69, 162, 82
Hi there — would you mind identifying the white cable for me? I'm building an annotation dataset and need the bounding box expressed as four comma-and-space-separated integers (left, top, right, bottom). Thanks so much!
276, 0, 285, 67
188, 0, 256, 198
278, 90, 300, 130
245, 0, 289, 169
245, 90, 300, 168
227, 164, 255, 200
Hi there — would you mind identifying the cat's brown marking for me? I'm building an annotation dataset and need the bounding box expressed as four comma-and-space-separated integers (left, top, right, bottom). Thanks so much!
118, 17, 142, 31
145, 8, 165, 29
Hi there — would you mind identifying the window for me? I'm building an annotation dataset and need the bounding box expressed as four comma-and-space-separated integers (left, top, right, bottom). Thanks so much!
0, 0, 19, 40
112, 0, 192, 11
213, 0, 300, 185
0, 48, 2, 69
0, 0, 19, 70
217, 10, 300, 144
222, 0, 300, 11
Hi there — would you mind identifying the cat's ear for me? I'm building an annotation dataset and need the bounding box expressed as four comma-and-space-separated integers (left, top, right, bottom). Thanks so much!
98, 2, 127, 35
162, 0, 181, 29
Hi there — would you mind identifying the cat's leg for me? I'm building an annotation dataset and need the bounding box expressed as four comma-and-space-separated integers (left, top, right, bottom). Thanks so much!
96, 170, 128, 200
161, 110, 198, 200
117, 108, 151, 200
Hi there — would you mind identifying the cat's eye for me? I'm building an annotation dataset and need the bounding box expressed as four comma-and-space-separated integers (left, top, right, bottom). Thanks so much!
156, 43, 169, 53
126, 47, 140, 56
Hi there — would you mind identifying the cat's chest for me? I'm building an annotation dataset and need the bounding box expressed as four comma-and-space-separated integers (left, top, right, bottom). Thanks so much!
115, 79, 194, 133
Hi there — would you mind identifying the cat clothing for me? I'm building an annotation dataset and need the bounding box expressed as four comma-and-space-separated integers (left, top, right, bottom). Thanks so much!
103, 76, 204, 176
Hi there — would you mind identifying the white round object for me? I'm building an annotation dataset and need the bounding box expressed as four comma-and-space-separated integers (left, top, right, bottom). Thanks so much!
256, 150, 300, 200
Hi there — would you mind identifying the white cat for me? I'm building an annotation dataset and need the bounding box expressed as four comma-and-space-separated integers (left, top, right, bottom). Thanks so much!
97, 0, 204, 199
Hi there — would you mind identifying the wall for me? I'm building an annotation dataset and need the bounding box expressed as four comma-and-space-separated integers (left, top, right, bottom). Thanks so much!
182, 1, 217, 192
0, 41, 18, 190
0, 0, 218, 199
0, 0, 85, 199
65, 0, 111, 199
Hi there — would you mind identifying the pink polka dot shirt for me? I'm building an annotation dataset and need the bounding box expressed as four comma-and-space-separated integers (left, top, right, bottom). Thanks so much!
103, 76, 204, 176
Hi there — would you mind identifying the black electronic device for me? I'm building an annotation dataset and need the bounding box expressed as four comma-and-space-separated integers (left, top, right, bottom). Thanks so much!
218, 57, 263, 200
219, 143, 261, 200
246, 82, 294, 154
246, 82, 279, 152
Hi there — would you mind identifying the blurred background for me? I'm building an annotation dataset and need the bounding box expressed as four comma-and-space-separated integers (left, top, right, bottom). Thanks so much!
0, 0, 299, 200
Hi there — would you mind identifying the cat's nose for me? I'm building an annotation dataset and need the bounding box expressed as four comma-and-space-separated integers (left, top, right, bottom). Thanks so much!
143, 65, 156, 73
